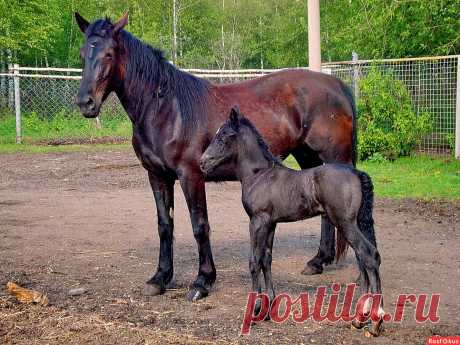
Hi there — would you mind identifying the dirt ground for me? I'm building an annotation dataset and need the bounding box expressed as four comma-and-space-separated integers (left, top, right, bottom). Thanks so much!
0, 148, 459, 345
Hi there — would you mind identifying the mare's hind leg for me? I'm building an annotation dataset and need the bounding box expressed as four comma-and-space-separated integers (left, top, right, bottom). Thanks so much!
291, 146, 335, 275
341, 222, 384, 336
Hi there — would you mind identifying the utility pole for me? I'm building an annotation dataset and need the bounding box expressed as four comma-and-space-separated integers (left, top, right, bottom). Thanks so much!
307, 0, 321, 72
221, 0, 225, 69
172, 0, 178, 65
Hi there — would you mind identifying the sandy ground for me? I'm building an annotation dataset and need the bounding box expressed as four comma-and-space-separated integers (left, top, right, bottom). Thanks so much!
0, 149, 459, 345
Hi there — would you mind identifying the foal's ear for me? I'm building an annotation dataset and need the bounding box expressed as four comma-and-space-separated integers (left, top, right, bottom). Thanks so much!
75, 12, 90, 34
114, 11, 129, 34
229, 107, 241, 130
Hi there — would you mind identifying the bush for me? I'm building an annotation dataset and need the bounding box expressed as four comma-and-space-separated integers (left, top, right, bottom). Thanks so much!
446, 133, 455, 154
357, 67, 431, 160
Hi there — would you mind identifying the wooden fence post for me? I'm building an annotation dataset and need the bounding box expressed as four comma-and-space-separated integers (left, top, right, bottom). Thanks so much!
352, 51, 359, 101
455, 56, 460, 159
13, 63, 21, 144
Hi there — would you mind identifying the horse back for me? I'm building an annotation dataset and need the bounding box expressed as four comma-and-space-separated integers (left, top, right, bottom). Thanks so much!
209, 69, 354, 160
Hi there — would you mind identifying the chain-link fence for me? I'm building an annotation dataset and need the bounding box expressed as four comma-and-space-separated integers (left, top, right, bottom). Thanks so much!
0, 56, 459, 157
326, 55, 459, 156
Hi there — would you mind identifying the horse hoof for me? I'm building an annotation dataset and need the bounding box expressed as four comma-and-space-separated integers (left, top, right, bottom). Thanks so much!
301, 264, 323, 275
364, 328, 382, 338
351, 320, 365, 330
186, 288, 208, 302
354, 274, 365, 286
364, 319, 383, 337
144, 283, 165, 296
323, 257, 335, 266
264, 312, 271, 321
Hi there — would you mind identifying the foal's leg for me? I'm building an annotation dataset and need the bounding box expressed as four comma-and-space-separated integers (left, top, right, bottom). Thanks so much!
249, 216, 271, 316
342, 223, 384, 336
179, 172, 216, 302
262, 224, 276, 303
146, 173, 175, 295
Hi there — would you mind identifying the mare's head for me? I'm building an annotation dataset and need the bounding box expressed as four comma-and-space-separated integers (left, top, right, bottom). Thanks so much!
74, 12, 128, 117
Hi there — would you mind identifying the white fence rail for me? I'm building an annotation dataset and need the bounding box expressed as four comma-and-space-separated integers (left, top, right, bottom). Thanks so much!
0, 56, 459, 158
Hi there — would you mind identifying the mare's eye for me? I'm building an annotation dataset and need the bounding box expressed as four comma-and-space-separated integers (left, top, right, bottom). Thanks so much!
106, 53, 113, 60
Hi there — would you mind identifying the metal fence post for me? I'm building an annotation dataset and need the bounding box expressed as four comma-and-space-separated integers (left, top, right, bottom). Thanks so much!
456, 56, 460, 159
13, 63, 21, 144
352, 51, 359, 101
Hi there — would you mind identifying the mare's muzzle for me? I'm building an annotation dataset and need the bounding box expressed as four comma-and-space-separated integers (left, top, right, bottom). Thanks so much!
76, 92, 100, 118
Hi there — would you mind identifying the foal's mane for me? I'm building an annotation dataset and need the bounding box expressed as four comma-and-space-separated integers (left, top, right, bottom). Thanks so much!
87, 18, 210, 131
238, 117, 283, 166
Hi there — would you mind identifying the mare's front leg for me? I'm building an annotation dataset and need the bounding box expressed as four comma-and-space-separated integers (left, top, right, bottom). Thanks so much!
145, 172, 175, 295
179, 170, 216, 301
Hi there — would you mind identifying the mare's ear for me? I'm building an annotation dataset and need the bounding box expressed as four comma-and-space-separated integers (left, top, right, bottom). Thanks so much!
75, 12, 90, 34
229, 107, 240, 130
114, 11, 129, 34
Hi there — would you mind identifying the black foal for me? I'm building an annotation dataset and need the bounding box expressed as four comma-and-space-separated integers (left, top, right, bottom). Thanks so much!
200, 108, 385, 336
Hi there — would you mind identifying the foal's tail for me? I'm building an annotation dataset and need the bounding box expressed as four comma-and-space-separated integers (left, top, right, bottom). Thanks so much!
356, 171, 377, 248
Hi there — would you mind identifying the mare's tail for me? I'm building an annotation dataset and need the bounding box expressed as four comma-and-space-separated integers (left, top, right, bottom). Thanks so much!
336, 170, 376, 261
356, 171, 377, 247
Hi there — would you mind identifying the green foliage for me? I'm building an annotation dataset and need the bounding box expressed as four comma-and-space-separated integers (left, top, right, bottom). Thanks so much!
321, 0, 460, 61
357, 67, 432, 160
1, 0, 458, 67
446, 133, 455, 153
0, 111, 131, 144
366, 152, 388, 164
0, 0, 61, 62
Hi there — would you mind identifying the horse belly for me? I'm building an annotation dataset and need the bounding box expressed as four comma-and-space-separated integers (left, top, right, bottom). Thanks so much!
271, 186, 322, 223
274, 201, 321, 223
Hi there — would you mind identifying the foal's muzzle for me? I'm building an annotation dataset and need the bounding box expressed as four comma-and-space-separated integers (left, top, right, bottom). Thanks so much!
199, 154, 214, 175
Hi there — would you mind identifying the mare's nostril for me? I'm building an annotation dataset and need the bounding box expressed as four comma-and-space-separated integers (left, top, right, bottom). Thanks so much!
86, 97, 95, 111
76, 94, 95, 110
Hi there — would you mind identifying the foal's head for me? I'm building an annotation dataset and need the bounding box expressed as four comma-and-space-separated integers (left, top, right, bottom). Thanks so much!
74, 12, 128, 117
200, 108, 242, 175
200, 108, 280, 176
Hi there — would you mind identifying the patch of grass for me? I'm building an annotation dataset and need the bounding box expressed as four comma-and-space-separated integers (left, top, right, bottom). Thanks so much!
0, 111, 131, 144
284, 155, 460, 201
359, 156, 460, 200
0, 143, 131, 154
